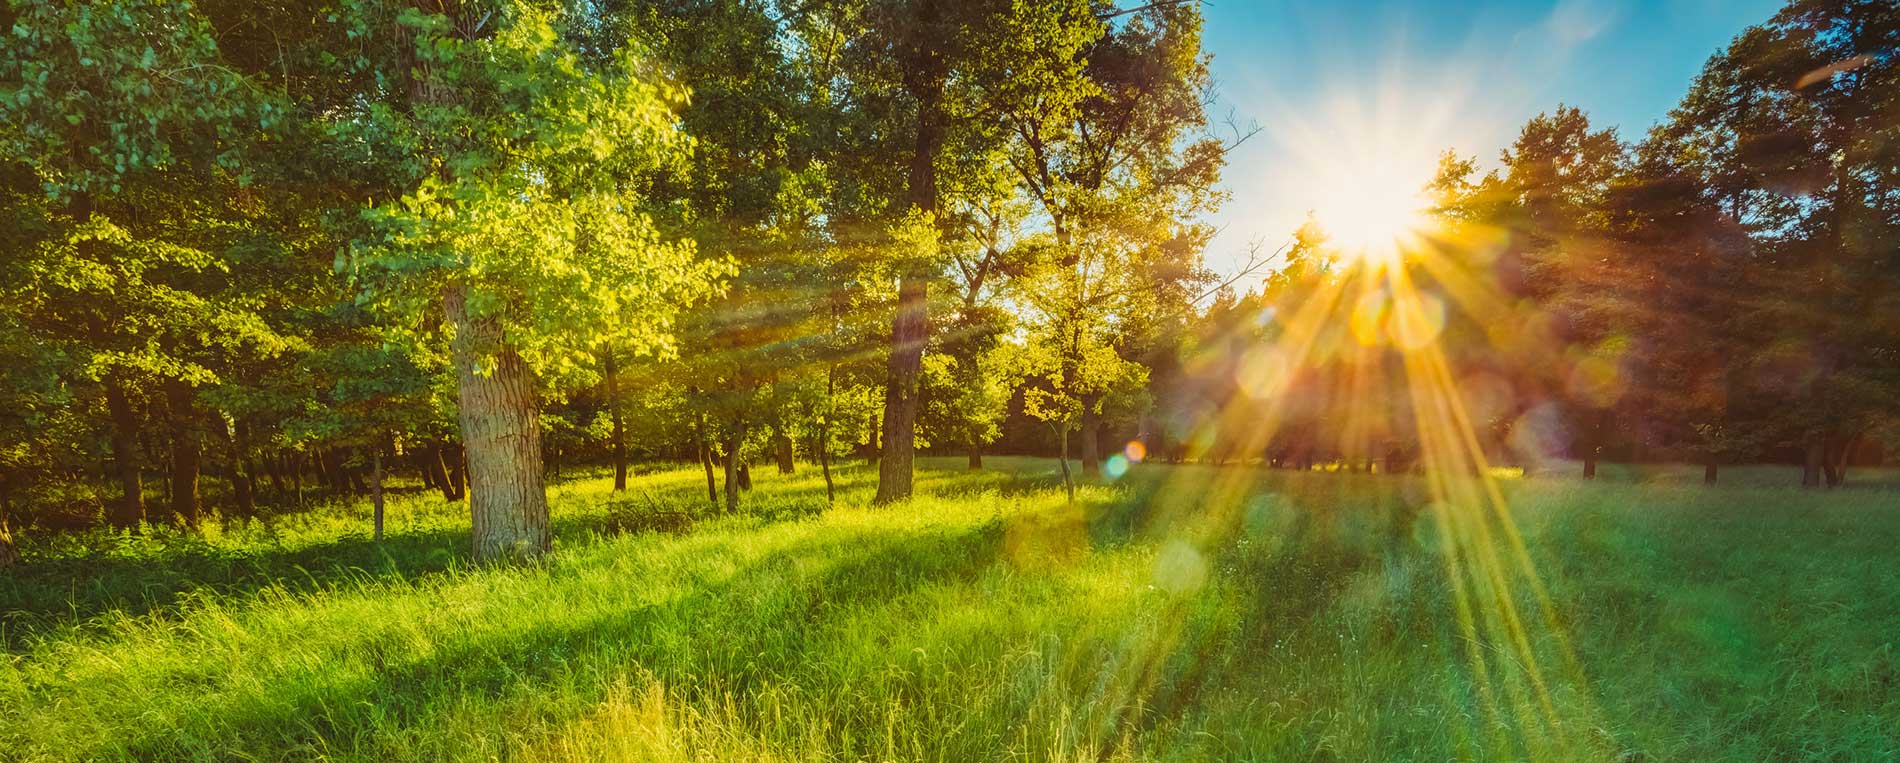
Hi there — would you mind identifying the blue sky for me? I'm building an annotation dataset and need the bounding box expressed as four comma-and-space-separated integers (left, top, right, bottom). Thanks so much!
1197, 0, 1783, 278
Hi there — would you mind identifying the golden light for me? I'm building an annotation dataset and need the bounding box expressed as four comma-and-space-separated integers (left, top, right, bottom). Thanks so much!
1305, 149, 1436, 259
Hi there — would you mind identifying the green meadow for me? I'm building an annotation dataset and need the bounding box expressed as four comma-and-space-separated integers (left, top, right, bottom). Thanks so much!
3, 458, 1895, 762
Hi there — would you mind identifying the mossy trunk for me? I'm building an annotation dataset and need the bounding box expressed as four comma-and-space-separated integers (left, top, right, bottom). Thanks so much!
447, 285, 550, 562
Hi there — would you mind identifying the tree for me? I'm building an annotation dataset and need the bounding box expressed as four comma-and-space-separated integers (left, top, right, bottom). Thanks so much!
334, 1, 722, 560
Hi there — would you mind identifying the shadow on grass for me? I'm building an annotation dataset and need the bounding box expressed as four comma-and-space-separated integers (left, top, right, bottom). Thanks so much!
110, 517, 1012, 761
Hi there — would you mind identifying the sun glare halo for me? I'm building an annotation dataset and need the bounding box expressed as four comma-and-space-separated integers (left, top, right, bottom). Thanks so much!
1307, 156, 1434, 257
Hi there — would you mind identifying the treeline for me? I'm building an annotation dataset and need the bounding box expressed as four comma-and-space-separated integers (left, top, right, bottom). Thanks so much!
0, 0, 1229, 562
1162, 0, 1900, 485
1, 0, 1895, 567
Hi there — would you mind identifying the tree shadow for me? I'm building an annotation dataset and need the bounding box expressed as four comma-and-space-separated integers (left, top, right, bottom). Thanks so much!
106, 517, 1012, 760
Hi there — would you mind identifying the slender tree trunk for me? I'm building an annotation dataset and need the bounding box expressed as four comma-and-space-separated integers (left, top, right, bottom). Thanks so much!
165, 378, 201, 528
1802, 435, 1824, 488
1079, 405, 1101, 477
418, 449, 439, 490
1703, 457, 1718, 484
228, 417, 256, 518
721, 421, 748, 514
346, 449, 369, 494
695, 417, 718, 508
1057, 425, 1075, 503
817, 430, 835, 504
425, 441, 454, 500
290, 450, 304, 506
967, 437, 982, 470
103, 378, 145, 530
263, 448, 286, 498
0, 476, 20, 569
602, 349, 627, 492
446, 285, 551, 562
371, 435, 386, 542
445, 441, 467, 500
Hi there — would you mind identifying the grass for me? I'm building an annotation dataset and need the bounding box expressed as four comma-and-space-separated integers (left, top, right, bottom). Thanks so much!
1, 457, 1896, 761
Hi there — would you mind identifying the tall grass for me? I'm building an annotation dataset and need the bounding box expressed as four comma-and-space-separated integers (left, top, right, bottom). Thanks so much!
1, 458, 1895, 761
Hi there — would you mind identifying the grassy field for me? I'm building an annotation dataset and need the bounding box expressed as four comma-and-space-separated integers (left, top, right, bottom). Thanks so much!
2, 457, 1896, 761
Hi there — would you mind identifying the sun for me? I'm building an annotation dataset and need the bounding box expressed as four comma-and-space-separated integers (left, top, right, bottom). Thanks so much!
1306, 153, 1435, 258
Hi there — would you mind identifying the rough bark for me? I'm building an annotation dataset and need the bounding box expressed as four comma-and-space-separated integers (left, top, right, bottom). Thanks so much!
447, 285, 551, 562
875, 9, 946, 505
875, 277, 928, 503
165, 378, 201, 528
103, 378, 145, 530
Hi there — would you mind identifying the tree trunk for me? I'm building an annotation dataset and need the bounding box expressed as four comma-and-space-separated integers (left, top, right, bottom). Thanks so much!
1079, 405, 1101, 477
445, 441, 467, 501
262, 447, 286, 499
817, 430, 835, 504
775, 429, 795, 475
602, 349, 628, 492
721, 422, 748, 515
876, 278, 927, 504
1802, 436, 1824, 488
346, 449, 369, 494
696, 417, 718, 508
1703, 459, 1718, 484
875, 20, 946, 505
0, 477, 20, 569
967, 438, 982, 470
228, 418, 256, 518
447, 285, 551, 562
1057, 425, 1075, 503
418, 448, 439, 490
371, 436, 386, 542
289, 450, 304, 506
103, 378, 145, 530
424, 441, 454, 501
165, 378, 202, 528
